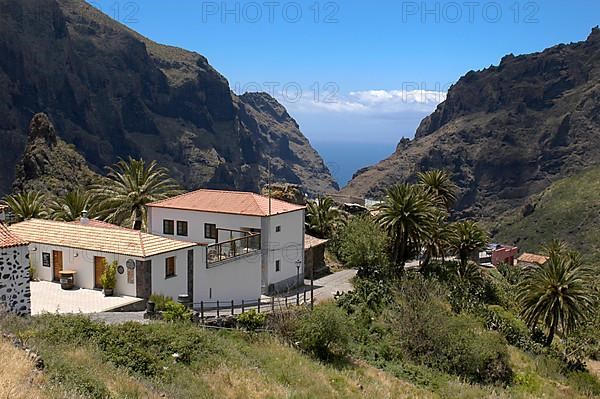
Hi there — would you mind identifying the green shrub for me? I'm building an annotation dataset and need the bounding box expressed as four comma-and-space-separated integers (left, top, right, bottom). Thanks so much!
100, 260, 117, 290
149, 293, 173, 311
237, 310, 266, 331
292, 303, 351, 361
336, 215, 389, 277
386, 276, 513, 385
47, 355, 111, 398
482, 305, 541, 353
162, 301, 192, 322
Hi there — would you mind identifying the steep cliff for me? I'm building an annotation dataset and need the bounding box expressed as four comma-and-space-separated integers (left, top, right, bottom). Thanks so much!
0, 0, 338, 196
343, 28, 600, 220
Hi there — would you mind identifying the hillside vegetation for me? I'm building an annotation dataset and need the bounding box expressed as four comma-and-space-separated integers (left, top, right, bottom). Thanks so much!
493, 167, 600, 262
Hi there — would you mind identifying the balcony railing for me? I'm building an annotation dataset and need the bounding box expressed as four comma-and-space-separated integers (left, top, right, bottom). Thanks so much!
207, 233, 261, 266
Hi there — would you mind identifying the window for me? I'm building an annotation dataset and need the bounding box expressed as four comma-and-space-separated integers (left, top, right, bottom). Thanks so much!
204, 223, 217, 240
177, 221, 188, 236
163, 220, 174, 235
275, 260, 281, 272
165, 257, 176, 278
275, 226, 281, 232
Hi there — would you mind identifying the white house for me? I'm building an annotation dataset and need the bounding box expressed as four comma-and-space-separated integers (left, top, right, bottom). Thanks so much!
10, 219, 199, 300
147, 189, 306, 298
0, 222, 30, 315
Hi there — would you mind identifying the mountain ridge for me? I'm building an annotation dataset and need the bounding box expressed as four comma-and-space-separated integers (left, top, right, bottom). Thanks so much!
0, 0, 338, 196
342, 27, 600, 221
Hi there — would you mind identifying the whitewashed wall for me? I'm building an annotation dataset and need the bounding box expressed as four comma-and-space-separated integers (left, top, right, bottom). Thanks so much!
149, 247, 192, 300
263, 210, 305, 291
28, 243, 140, 297
148, 208, 261, 244
0, 245, 30, 315
194, 248, 262, 303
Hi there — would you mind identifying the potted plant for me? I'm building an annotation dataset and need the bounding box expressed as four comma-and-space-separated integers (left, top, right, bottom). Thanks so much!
101, 260, 117, 297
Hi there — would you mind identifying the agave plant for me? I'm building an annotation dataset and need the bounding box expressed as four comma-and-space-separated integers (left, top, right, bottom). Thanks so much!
92, 158, 182, 230
2, 191, 47, 222
49, 189, 96, 222
518, 250, 596, 346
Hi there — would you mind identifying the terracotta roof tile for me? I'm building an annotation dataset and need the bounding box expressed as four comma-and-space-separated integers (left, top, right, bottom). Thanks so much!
305, 234, 328, 249
0, 222, 28, 249
10, 219, 196, 258
147, 189, 305, 216
517, 253, 549, 265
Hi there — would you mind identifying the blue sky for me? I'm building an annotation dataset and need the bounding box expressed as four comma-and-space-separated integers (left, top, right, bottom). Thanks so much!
88, 0, 598, 145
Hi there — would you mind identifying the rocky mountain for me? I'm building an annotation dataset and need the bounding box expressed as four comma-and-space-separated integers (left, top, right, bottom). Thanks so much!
342, 28, 600, 221
12, 113, 98, 196
0, 0, 338, 197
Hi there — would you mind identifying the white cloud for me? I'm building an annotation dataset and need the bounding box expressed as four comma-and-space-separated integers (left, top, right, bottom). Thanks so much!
282, 88, 447, 117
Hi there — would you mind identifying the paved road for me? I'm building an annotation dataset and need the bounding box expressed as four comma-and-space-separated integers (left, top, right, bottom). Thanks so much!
91, 269, 357, 324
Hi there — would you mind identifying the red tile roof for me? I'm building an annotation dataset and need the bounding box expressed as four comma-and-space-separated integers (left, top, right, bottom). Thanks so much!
10, 219, 196, 258
0, 222, 28, 249
147, 189, 305, 216
305, 234, 328, 249
517, 253, 549, 266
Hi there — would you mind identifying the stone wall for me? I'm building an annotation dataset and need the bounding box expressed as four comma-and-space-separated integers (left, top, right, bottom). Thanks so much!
0, 245, 30, 315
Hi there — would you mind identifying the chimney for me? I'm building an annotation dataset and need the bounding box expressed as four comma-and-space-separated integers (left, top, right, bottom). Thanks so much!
80, 210, 89, 225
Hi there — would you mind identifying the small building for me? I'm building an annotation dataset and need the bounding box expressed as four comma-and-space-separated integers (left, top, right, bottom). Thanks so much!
0, 222, 30, 315
10, 219, 198, 300
478, 244, 519, 266
517, 253, 549, 269
304, 234, 328, 277
147, 189, 306, 297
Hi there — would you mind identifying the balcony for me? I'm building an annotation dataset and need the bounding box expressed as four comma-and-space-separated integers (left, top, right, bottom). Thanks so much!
207, 232, 261, 266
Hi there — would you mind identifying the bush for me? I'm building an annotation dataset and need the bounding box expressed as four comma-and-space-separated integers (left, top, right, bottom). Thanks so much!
336, 215, 389, 277
385, 276, 513, 385
237, 310, 267, 331
149, 293, 172, 311
162, 301, 192, 322
482, 305, 541, 353
292, 303, 351, 361
567, 371, 600, 396
100, 260, 117, 290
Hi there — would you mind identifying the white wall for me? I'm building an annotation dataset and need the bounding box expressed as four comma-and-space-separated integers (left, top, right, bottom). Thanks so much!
148, 208, 261, 244
0, 245, 30, 315
149, 247, 192, 300
28, 243, 140, 297
194, 248, 262, 303
263, 210, 305, 290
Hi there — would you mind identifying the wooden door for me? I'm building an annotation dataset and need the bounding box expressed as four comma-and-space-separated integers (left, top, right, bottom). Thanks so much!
52, 251, 63, 281
94, 257, 106, 289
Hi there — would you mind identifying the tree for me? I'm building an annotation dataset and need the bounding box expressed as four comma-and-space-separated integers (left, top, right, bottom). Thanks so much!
337, 215, 389, 278
421, 210, 452, 271
376, 184, 437, 273
305, 197, 344, 239
417, 169, 457, 210
92, 158, 182, 230
518, 250, 596, 347
49, 189, 96, 222
2, 191, 47, 222
449, 220, 489, 269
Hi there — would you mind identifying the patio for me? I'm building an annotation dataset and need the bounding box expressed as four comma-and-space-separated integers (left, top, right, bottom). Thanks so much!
31, 281, 143, 315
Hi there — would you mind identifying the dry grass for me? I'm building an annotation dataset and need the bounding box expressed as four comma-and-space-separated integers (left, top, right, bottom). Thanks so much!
0, 339, 45, 399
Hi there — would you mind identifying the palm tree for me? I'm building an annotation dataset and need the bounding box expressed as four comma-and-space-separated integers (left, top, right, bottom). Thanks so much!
542, 239, 569, 258
421, 210, 452, 271
449, 220, 489, 268
376, 184, 437, 273
518, 251, 596, 347
49, 189, 96, 222
305, 197, 344, 238
92, 158, 182, 230
417, 169, 457, 210
2, 191, 47, 222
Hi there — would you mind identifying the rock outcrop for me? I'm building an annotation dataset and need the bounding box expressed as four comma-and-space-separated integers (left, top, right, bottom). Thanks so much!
0, 0, 337, 196
342, 28, 600, 220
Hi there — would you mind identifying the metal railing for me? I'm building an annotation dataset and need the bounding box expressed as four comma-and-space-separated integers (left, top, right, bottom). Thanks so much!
206, 233, 261, 266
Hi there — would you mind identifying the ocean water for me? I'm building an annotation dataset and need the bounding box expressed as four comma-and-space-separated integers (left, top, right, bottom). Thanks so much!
311, 141, 397, 188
